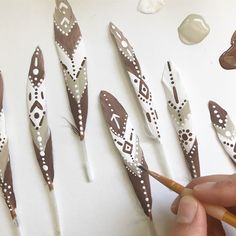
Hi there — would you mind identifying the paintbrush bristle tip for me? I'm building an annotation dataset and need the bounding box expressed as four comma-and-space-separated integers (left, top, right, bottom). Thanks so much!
137, 164, 148, 172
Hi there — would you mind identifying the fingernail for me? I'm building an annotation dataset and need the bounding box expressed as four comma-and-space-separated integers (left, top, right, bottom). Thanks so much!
177, 196, 198, 224
171, 198, 179, 213
194, 182, 216, 192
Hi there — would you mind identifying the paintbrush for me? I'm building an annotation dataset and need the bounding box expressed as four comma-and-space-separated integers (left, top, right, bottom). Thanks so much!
139, 165, 236, 228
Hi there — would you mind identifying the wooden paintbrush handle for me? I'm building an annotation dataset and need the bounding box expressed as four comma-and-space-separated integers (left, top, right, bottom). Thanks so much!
148, 171, 236, 228
204, 204, 236, 228
222, 211, 236, 228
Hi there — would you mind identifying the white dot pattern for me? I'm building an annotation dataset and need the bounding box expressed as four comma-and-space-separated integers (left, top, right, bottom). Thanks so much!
54, 3, 88, 141
27, 47, 54, 189
110, 23, 161, 141
101, 91, 152, 217
209, 101, 236, 164
162, 61, 200, 178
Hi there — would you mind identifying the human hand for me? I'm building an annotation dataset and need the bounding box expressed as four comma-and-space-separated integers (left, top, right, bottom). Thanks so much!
170, 174, 236, 236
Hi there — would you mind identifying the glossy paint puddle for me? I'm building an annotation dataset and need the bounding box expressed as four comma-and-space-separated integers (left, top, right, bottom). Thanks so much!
138, 0, 165, 14
219, 31, 236, 70
178, 14, 210, 45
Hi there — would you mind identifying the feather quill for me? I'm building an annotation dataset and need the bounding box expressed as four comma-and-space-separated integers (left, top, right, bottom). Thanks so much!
27, 47, 61, 236
54, 0, 94, 182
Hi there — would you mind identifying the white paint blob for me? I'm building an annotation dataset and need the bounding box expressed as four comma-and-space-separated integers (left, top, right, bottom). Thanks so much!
33, 68, 39, 75
43, 165, 48, 171
138, 0, 165, 14
178, 14, 210, 45
225, 131, 231, 137
121, 40, 128, 48
40, 151, 45, 156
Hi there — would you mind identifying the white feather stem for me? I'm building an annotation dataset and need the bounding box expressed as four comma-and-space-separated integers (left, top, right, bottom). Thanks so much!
13, 216, 22, 236
81, 139, 94, 182
148, 219, 158, 236
48, 190, 61, 236
155, 142, 173, 179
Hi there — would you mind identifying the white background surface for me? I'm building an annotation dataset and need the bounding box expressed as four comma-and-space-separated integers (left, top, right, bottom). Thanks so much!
0, 0, 236, 235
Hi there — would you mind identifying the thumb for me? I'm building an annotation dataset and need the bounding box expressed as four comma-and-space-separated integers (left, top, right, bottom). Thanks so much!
170, 195, 207, 236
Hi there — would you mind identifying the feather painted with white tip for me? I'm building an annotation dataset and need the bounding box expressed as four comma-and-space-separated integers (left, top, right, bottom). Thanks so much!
54, 0, 94, 182
208, 101, 236, 165
27, 47, 61, 236
162, 61, 200, 178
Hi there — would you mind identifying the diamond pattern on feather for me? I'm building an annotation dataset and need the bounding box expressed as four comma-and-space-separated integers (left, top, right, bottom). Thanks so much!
139, 79, 149, 99
122, 141, 133, 154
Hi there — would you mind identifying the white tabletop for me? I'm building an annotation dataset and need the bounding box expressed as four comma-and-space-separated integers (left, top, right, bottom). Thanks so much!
0, 0, 235, 235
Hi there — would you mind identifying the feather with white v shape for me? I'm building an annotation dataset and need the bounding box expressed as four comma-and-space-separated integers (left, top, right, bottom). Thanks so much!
54, 0, 94, 182
162, 61, 200, 178
27, 47, 61, 236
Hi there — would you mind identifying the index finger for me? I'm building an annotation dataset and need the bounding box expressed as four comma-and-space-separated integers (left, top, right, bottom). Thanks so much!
190, 174, 236, 207
187, 175, 232, 189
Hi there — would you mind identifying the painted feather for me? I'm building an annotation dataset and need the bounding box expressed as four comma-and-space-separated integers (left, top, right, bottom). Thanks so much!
0, 72, 17, 221
162, 61, 200, 178
109, 23, 161, 141
100, 90, 152, 219
54, 0, 88, 141
27, 47, 54, 191
27, 47, 61, 235
208, 101, 236, 165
